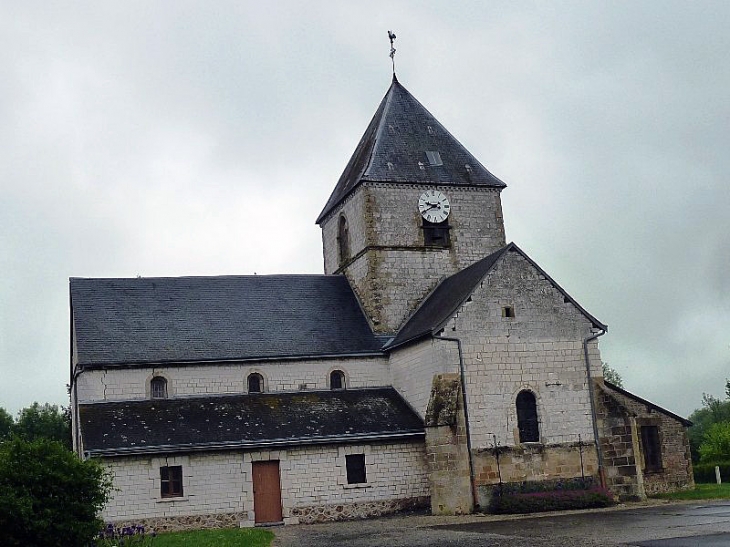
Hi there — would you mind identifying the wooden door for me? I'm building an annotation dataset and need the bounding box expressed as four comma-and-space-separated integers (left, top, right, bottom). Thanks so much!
252, 460, 283, 524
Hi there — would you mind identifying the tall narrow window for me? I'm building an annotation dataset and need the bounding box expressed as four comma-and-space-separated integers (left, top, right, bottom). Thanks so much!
160, 465, 183, 498
641, 425, 662, 472
337, 215, 350, 266
150, 376, 167, 399
248, 373, 263, 393
346, 454, 367, 484
422, 219, 450, 247
330, 370, 346, 390
516, 390, 539, 443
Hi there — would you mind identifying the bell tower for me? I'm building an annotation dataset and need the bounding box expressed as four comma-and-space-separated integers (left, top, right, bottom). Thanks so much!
317, 76, 507, 333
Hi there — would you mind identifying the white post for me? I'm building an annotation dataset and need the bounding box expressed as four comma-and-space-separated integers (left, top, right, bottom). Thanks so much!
715, 465, 722, 485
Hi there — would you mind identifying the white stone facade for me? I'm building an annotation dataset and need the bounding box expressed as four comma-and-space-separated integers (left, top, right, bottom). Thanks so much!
76, 356, 390, 403
101, 441, 429, 526
441, 249, 603, 449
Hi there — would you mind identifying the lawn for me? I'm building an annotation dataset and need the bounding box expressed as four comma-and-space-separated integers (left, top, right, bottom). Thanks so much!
156, 528, 274, 547
652, 483, 730, 501
99, 527, 275, 547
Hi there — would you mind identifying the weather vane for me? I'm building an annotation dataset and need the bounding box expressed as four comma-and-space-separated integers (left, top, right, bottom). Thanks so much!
388, 30, 397, 75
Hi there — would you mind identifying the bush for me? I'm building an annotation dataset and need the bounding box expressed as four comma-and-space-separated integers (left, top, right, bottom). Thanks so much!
0, 437, 112, 547
692, 461, 730, 483
493, 486, 614, 514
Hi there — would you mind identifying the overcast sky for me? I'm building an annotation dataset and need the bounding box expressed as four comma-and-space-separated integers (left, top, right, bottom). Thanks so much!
1, 2, 728, 418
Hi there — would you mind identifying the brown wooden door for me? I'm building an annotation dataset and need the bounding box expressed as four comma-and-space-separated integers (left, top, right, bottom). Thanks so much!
252, 460, 283, 524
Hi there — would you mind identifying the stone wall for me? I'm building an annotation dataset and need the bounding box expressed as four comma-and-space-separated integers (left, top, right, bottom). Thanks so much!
320, 183, 506, 333
76, 355, 389, 403
595, 382, 694, 499
441, 248, 602, 450
101, 440, 430, 529
424, 373, 473, 515
389, 338, 459, 418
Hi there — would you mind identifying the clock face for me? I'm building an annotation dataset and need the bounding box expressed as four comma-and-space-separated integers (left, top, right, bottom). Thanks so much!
418, 190, 451, 223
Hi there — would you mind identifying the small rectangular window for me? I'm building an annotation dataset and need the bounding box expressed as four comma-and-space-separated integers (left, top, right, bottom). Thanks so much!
160, 465, 183, 498
641, 426, 662, 472
502, 306, 515, 318
346, 454, 367, 484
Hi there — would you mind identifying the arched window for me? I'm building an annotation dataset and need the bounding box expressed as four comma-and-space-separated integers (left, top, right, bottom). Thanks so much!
337, 215, 350, 265
330, 370, 346, 390
247, 373, 263, 393
150, 376, 167, 399
516, 390, 539, 443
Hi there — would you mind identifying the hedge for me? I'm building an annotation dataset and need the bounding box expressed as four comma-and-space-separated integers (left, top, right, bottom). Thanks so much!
491, 485, 614, 514
693, 462, 730, 483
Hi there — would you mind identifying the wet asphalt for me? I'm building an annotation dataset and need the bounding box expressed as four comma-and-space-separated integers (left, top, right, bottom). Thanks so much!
272, 500, 730, 547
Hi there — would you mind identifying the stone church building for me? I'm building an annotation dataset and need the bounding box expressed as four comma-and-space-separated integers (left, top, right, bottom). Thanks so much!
70, 75, 693, 530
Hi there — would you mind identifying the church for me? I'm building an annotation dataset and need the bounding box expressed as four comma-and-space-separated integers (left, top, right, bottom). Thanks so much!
70, 74, 693, 531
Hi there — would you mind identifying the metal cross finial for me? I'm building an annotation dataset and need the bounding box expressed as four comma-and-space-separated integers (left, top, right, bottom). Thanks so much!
388, 30, 397, 75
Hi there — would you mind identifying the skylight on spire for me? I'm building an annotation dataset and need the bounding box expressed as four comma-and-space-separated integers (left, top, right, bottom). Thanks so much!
425, 151, 443, 166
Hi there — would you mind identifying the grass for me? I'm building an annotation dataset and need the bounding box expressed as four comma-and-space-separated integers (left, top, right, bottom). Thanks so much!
152, 527, 274, 547
651, 483, 730, 501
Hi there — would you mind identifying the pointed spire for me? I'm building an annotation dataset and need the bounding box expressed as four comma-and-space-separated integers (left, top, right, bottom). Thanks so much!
316, 78, 506, 224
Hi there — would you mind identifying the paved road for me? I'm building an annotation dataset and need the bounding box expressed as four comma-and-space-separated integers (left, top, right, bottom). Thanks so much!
272, 501, 730, 547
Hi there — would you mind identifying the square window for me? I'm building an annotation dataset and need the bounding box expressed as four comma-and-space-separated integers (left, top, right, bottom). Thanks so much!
502, 306, 515, 318
160, 465, 183, 498
423, 220, 450, 247
346, 454, 367, 484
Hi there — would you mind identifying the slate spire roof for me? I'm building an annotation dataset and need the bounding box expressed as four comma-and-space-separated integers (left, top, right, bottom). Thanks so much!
316, 75, 506, 223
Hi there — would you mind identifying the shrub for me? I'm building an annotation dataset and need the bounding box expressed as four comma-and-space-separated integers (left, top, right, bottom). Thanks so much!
0, 437, 112, 547
491, 485, 614, 514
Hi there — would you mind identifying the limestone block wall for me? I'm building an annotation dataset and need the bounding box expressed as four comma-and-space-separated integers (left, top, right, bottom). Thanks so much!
101, 441, 429, 529
101, 452, 246, 525
321, 183, 506, 333
442, 248, 603, 450
388, 338, 459, 418
75, 356, 390, 403
321, 189, 368, 275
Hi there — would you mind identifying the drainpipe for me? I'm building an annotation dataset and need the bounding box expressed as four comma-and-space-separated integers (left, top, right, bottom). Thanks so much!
434, 334, 478, 511
583, 329, 607, 487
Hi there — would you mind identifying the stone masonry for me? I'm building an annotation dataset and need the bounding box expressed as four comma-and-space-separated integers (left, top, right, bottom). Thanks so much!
321, 183, 506, 333
101, 441, 430, 530
595, 382, 694, 499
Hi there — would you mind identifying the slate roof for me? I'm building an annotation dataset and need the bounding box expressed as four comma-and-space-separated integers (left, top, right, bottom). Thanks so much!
79, 388, 424, 456
388, 243, 607, 349
602, 381, 692, 426
70, 274, 385, 366
316, 76, 506, 224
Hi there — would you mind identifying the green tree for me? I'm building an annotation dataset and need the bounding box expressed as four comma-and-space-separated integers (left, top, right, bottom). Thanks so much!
0, 408, 12, 441
0, 437, 112, 547
14, 402, 71, 449
699, 421, 730, 463
602, 363, 623, 388
688, 391, 730, 463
